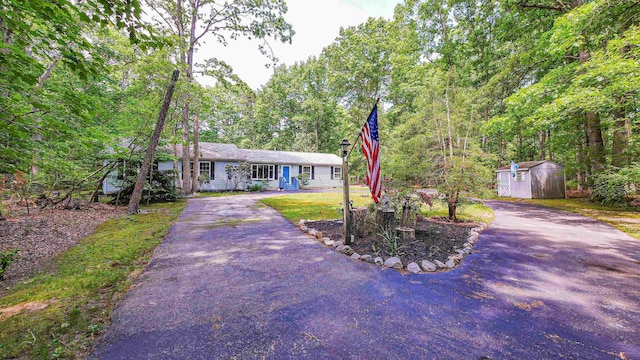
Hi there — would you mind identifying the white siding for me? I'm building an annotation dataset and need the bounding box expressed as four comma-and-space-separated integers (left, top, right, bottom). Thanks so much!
307, 165, 342, 188
172, 160, 342, 191
102, 169, 121, 194
175, 160, 246, 191
510, 170, 532, 198
158, 161, 174, 171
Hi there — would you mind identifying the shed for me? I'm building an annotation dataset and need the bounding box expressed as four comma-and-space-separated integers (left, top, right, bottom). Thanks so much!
496, 161, 566, 199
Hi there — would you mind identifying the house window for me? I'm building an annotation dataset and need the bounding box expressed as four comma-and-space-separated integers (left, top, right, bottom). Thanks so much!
302, 166, 312, 178
333, 166, 342, 180
252, 164, 275, 180
187, 161, 214, 180
515, 172, 524, 182
199, 162, 213, 181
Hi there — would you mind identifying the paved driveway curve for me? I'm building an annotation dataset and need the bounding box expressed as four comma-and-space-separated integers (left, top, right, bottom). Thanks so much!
91, 196, 640, 359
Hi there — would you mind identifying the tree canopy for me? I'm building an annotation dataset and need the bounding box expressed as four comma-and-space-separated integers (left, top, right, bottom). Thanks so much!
2, 0, 638, 214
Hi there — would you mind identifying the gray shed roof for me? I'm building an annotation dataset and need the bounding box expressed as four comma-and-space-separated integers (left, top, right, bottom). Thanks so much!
496, 160, 563, 171
172, 142, 342, 166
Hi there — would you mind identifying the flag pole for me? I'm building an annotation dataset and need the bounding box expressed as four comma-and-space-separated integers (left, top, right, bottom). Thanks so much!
347, 97, 380, 159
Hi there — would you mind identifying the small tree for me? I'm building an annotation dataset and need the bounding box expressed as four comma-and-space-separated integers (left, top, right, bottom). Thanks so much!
297, 173, 310, 189
225, 161, 251, 190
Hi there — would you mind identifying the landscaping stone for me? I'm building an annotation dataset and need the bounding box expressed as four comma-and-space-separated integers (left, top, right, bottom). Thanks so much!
332, 241, 343, 248
463, 248, 471, 254
323, 238, 334, 246
384, 257, 403, 269
298, 219, 305, 226
351, 253, 361, 260
300, 225, 308, 231
445, 259, 456, 268
340, 246, 354, 256
421, 260, 437, 271
456, 249, 466, 257
407, 262, 421, 273
315, 231, 323, 239
335, 244, 347, 253
374, 257, 384, 266
308, 229, 317, 236
433, 260, 447, 269
360, 254, 372, 262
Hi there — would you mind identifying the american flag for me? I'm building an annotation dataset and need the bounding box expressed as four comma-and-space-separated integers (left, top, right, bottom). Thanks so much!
360, 103, 381, 203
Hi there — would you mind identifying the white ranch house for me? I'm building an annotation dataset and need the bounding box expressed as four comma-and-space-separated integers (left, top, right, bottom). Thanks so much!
104, 142, 343, 193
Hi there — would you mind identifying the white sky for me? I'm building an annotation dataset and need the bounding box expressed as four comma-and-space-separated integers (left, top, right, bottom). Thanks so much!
195, 0, 401, 90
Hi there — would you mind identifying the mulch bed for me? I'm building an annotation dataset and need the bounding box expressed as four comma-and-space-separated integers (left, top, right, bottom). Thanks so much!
0, 203, 123, 294
306, 217, 477, 265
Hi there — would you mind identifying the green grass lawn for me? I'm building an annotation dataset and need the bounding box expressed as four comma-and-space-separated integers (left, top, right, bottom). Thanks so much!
0, 201, 186, 359
419, 200, 495, 224
516, 198, 640, 240
260, 190, 372, 222
196, 191, 249, 197
261, 191, 494, 225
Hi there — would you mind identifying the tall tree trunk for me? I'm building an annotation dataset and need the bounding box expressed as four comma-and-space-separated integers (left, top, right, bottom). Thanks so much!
497, 130, 503, 168
445, 75, 454, 159
191, 113, 199, 193
314, 117, 319, 152
611, 108, 628, 167
579, 49, 605, 172
181, 102, 192, 194
585, 111, 605, 172
538, 130, 546, 160
127, 70, 180, 214
575, 121, 585, 191
547, 130, 553, 161
31, 55, 61, 175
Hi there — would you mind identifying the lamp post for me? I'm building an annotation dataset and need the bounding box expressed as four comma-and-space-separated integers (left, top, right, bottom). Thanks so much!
340, 139, 351, 245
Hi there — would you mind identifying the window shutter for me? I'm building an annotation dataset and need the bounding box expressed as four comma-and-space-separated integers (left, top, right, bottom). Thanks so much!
330, 167, 334, 180
311, 166, 315, 180
299, 165, 302, 175
211, 162, 215, 180
275, 165, 278, 180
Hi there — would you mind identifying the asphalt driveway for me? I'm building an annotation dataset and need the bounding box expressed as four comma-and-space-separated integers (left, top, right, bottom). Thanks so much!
91, 195, 640, 359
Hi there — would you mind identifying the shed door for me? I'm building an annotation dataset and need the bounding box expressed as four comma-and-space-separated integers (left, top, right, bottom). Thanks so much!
498, 172, 511, 197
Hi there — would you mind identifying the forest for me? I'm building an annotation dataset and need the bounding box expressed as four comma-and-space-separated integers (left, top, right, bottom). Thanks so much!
1, 0, 639, 212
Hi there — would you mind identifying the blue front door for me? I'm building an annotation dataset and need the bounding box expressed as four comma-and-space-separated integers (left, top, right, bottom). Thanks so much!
282, 166, 290, 183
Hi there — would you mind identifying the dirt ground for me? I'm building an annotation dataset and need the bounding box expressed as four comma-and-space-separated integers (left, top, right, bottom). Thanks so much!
0, 203, 122, 294
306, 217, 476, 264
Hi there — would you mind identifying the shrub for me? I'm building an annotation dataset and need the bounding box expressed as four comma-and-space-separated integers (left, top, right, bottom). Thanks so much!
0, 249, 19, 280
591, 164, 640, 205
109, 168, 179, 205
297, 173, 310, 189
247, 183, 265, 192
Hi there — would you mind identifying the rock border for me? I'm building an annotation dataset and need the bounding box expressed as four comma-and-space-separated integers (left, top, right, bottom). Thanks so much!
297, 219, 488, 273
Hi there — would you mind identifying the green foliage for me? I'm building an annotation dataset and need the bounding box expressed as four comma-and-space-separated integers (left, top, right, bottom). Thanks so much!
378, 226, 401, 256
0, 249, 19, 280
109, 167, 179, 205
225, 162, 251, 190
247, 183, 266, 192
297, 173, 310, 189
591, 164, 640, 205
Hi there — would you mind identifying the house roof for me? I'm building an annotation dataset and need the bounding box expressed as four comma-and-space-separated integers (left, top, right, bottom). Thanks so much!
497, 160, 563, 171
241, 148, 342, 166
171, 142, 342, 166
